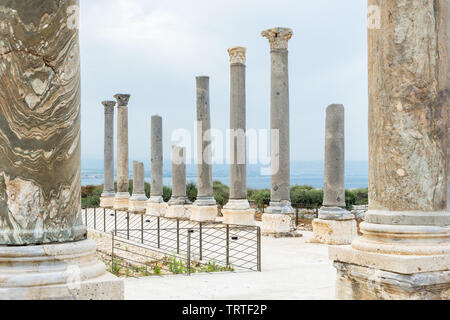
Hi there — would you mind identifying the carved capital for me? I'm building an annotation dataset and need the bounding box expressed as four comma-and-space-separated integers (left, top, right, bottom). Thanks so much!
261, 27, 293, 50
114, 94, 131, 107
227, 46, 246, 65
101, 100, 115, 113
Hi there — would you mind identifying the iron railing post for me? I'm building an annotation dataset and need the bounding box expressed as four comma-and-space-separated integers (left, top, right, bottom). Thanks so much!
187, 229, 192, 276
104, 208, 106, 232
93, 207, 96, 230
114, 210, 117, 236
127, 212, 130, 240
199, 222, 203, 261
226, 224, 230, 266
157, 216, 161, 249
176, 219, 180, 254
111, 232, 115, 275
141, 214, 144, 244
257, 226, 262, 272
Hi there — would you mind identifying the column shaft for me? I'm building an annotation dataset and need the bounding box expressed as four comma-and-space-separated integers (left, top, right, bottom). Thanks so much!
116, 105, 129, 193
0, 0, 85, 245
170, 146, 188, 204
102, 102, 115, 196
150, 115, 163, 201
132, 161, 146, 197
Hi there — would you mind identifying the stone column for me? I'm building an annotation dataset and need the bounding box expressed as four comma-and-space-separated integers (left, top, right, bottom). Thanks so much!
166, 146, 192, 219
222, 47, 255, 226
129, 161, 148, 213
190, 76, 218, 222
312, 104, 356, 244
100, 101, 116, 208
0, 0, 122, 299
261, 28, 298, 237
146, 115, 166, 216
329, 0, 450, 299
113, 94, 131, 211
447, 0, 450, 211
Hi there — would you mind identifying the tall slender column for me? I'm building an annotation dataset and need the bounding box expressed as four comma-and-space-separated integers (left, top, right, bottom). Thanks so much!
0, 0, 122, 299
312, 105, 356, 244
447, 1, 450, 211
129, 161, 148, 213
113, 94, 130, 211
146, 115, 166, 216
261, 28, 298, 236
166, 146, 192, 219
222, 47, 255, 226
100, 101, 116, 208
330, 0, 450, 299
190, 76, 218, 222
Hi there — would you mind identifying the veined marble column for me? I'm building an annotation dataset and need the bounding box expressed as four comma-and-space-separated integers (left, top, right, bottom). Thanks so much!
312, 105, 356, 244
329, 0, 450, 300
100, 101, 116, 208
129, 161, 148, 213
190, 76, 218, 222
0, 0, 122, 299
113, 94, 131, 211
222, 47, 255, 226
146, 115, 166, 216
166, 146, 192, 219
261, 28, 298, 237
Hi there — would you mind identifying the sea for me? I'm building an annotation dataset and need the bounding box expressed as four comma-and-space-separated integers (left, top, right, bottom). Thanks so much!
81, 160, 368, 190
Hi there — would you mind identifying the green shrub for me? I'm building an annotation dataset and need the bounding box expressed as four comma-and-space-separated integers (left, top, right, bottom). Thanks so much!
213, 181, 229, 206
290, 185, 323, 208
186, 182, 198, 202
248, 188, 270, 209
163, 186, 172, 202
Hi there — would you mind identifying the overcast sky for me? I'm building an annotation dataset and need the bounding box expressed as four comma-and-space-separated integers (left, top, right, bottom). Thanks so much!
79, 0, 369, 166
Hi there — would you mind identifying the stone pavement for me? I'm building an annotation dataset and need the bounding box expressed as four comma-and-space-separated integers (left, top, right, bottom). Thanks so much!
124, 231, 336, 300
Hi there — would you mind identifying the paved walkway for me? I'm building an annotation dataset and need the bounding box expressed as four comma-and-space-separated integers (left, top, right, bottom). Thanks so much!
124, 231, 336, 300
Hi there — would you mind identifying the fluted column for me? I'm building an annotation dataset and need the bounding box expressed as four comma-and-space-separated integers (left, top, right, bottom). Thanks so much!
260, 28, 297, 236
0, 0, 123, 299
222, 47, 255, 226
312, 105, 356, 244
166, 146, 192, 219
129, 161, 148, 213
113, 94, 130, 211
330, 0, 450, 300
190, 76, 218, 222
100, 101, 116, 208
146, 115, 166, 216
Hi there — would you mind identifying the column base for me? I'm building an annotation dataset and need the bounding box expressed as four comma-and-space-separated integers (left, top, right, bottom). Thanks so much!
113, 193, 130, 211
100, 195, 115, 209
0, 239, 123, 300
311, 218, 357, 245
261, 213, 302, 238
165, 204, 192, 220
333, 260, 450, 300
128, 201, 148, 214
222, 200, 256, 226
145, 199, 167, 217
190, 204, 218, 222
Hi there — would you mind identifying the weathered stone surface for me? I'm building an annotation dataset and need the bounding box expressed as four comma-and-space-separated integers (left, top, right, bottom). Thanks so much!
310, 219, 357, 245
331, 0, 450, 300
114, 93, 130, 210
149, 115, 163, 201
190, 205, 218, 222
261, 213, 302, 238
0, 0, 85, 245
129, 161, 147, 213
169, 146, 190, 206
0, 239, 123, 300
261, 28, 294, 217
100, 101, 115, 208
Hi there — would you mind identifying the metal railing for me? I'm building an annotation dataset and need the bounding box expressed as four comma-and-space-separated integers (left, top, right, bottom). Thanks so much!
82, 207, 261, 274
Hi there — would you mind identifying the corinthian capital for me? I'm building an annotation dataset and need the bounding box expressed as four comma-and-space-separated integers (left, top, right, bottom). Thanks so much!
227, 46, 246, 65
114, 94, 131, 107
261, 27, 293, 50
102, 100, 116, 113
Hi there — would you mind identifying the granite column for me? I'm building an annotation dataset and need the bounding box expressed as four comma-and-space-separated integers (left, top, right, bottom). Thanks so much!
100, 101, 116, 208
129, 161, 148, 213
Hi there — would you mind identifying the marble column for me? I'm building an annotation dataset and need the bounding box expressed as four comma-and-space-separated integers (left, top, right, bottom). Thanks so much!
166, 146, 192, 219
100, 101, 116, 208
129, 161, 148, 213
312, 105, 356, 244
222, 47, 255, 226
0, 0, 122, 299
190, 76, 218, 222
447, 1, 450, 211
329, 0, 450, 299
261, 28, 298, 236
146, 115, 166, 216
113, 94, 131, 211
